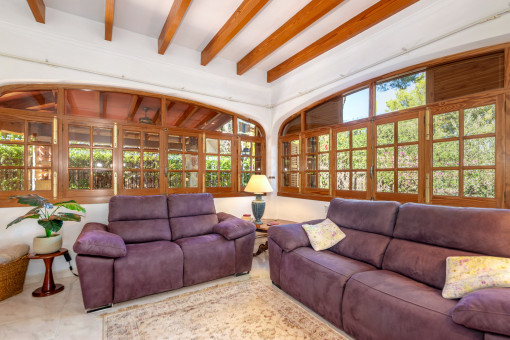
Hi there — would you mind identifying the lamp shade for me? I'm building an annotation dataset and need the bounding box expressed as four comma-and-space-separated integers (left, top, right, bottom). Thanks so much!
244, 175, 273, 194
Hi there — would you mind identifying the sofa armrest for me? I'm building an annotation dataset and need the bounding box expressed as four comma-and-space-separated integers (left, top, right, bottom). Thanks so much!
73, 223, 126, 258
267, 221, 316, 252
452, 288, 510, 336
213, 213, 256, 240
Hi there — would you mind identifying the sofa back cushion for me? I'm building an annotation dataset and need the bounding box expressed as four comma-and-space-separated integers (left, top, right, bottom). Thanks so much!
167, 193, 218, 240
108, 195, 171, 243
326, 198, 400, 267
383, 203, 510, 288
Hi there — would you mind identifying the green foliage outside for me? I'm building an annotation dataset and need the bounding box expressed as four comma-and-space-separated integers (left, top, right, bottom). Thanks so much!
379, 73, 426, 113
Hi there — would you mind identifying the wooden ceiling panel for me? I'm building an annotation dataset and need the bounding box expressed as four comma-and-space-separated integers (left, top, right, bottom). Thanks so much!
26, 0, 45, 24
237, 0, 346, 75
201, 0, 270, 66
267, 0, 419, 82
158, 0, 193, 55
105, 0, 115, 41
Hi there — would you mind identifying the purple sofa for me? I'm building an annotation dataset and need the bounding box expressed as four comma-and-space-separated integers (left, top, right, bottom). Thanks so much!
268, 198, 510, 340
73, 193, 255, 311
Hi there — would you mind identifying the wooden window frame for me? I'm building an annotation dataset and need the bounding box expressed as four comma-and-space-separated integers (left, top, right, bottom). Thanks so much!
302, 128, 332, 196
279, 134, 301, 194
166, 131, 202, 193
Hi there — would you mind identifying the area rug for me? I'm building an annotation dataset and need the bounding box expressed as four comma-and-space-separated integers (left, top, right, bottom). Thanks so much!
103, 279, 346, 340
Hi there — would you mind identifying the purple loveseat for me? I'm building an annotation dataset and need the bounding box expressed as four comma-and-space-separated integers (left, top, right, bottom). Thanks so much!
73, 193, 255, 311
268, 198, 510, 340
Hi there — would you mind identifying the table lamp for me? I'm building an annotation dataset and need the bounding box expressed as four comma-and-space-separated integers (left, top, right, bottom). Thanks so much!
244, 175, 273, 225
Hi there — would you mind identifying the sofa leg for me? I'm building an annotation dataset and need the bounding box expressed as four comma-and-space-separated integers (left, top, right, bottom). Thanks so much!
235, 271, 249, 277
272, 281, 281, 289
87, 304, 113, 313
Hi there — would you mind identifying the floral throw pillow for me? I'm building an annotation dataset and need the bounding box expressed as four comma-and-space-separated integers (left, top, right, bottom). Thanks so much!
301, 218, 346, 251
442, 256, 510, 299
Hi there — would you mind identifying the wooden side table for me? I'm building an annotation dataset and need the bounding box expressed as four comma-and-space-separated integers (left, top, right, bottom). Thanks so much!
254, 219, 295, 256
27, 248, 68, 297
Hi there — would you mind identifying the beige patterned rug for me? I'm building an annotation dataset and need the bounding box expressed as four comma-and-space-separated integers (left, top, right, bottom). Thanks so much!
103, 279, 346, 340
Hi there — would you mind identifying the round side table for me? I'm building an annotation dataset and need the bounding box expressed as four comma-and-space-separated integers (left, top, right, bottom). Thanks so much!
27, 248, 68, 297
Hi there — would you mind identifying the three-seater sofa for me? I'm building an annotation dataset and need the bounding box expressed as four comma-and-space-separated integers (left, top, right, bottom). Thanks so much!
73, 193, 255, 311
268, 198, 510, 340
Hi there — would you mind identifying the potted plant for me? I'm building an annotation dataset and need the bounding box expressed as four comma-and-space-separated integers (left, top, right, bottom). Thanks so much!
6, 194, 86, 254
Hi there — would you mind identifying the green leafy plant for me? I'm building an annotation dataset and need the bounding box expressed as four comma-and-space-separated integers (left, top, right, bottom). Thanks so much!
6, 194, 86, 237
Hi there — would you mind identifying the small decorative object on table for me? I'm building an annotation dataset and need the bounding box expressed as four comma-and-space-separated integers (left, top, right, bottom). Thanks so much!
0, 244, 30, 301
244, 175, 273, 225
6, 194, 85, 254
241, 214, 252, 222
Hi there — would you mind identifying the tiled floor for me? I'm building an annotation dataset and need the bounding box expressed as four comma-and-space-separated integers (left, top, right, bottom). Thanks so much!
0, 247, 351, 340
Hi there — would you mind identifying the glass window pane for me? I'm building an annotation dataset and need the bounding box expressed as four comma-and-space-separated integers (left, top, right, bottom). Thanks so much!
319, 172, 329, 189
241, 141, 253, 156
336, 131, 349, 150
377, 171, 394, 192
336, 172, 349, 190
352, 150, 367, 169
0, 120, 24, 141
433, 112, 459, 139
433, 170, 459, 196
185, 136, 199, 152
92, 149, 112, 168
305, 97, 341, 130
143, 152, 159, 169
398, 171, 418, 194
206, 155, 218, 170
377, 123, 394, 145
290, 140, 299, 155
69, 125, 90, 145
29, 145, 52, 167
168, 154, 183, 170
307, 155, 316, 170
352, 128, 367, 148
144, 133, 159, 150
28, 169, 51, 191
282, 142, 290, 156
93, 170, 112, 189
0, 90, 56, 112
398, 145, 418, 168
123, 131, 140, 149
0, 169, 24, 191
220, 156, 231, 170
168, 135, 183, 151
123, 151, 140, 169
92, 128, 112, 147
352, 172, 366, 191
143, 172, 159, 189
242, 157, 251, 171
241, 172, 251, 187
282, 115, 301, 136
220, 172, 231, 187
254, 158, 262, 172
319, 135, 329, 152
433, 141, 459, 167
123, 171, 140, 189
69, 169, 90, 189
28, 122, 51, 143
464, 169, 495, 198
185, 172, 198, 188
307, 172, 317, 188
289, 156, 298, 171
283, 173, 299, 187
69, 148, 90, 168
398, 119, 418, 143
307, 137, 317, 153
168, 172, 183, 188
336, 152, 349, 170
184, 154, 198, 170
206, 172, 218, 187
218, 118, 233, 134
220, 140, 231, 154
464, 105, 496, 136
318, 154, 329, 170
1, 144, 24, 166
376, 72, 425, 115
343, 88, 369, 122
254, 143, 261, 157
238, 119, 256, 136
206, 139, 218, 153
464, 137, 495, 166
377, 147, 394, 169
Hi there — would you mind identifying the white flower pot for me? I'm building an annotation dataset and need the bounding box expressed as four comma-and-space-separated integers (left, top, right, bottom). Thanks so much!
33, 234, 62, 254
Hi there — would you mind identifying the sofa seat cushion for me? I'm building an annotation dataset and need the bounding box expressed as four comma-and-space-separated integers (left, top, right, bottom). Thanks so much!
175, 234, 235, 286
113, 241, 183, 303
342, 270, 482, 340
280, 247, 376, 328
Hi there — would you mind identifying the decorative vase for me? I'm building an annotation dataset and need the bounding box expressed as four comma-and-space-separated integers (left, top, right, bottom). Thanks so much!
33, 234, 62, 254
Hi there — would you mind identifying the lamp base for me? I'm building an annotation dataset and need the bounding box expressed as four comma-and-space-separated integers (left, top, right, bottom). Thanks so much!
252, 194, 265, 225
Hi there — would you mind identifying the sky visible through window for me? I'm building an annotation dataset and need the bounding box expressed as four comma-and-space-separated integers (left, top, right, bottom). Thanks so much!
343, 88, 369, 122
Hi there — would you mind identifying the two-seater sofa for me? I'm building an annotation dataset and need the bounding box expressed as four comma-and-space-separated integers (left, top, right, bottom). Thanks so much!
73, 193, 255, 311
268, 198, 510, 340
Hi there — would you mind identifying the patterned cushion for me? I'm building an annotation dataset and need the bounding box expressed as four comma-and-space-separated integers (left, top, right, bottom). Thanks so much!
301, 218, 346, 251
442, 256, 510, 299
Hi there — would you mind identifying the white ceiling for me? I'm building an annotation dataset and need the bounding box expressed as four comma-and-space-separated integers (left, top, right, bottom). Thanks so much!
44, 0, 381, 70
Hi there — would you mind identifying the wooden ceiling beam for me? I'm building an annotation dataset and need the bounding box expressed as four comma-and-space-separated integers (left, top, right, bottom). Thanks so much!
158, 0, 192, 55
174, 105, 197, 127
153, 108, 161, 124
193, 110, 217, 129
237, 0, 345, 75
26, 0, 45, 24
127, 96, 141, 121
177, 106, 199, 127
105, 0, 115, 41
66, 90, 77, 115
201, 0, 269, 66
267, 0, 419, 83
